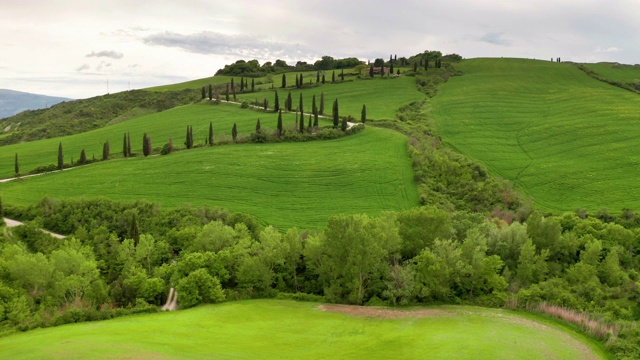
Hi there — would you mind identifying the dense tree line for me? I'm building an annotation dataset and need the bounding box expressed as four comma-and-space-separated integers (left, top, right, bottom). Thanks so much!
1, 198, 639, 357
215, 56, 364, 77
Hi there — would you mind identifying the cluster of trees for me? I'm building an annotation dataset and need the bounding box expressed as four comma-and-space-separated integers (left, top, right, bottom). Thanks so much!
215, 56, 364, 76
1, 197, 640, 357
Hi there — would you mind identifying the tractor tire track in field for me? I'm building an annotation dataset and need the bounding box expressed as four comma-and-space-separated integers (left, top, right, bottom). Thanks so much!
513, 127, 533, 187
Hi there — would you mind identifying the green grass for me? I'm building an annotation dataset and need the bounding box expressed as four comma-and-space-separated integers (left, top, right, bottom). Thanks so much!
0, 127, 418, 229
432, 58, 640, 212
0, 300, 607, 359
582, 62, 640, 84
0, 103, 308, 180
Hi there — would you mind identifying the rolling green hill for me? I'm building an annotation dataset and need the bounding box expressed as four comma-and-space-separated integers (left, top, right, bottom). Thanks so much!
432, 58, 640, 212
0, 127, 418, 229
0, 300, 607, 359
582, 62, 640, 85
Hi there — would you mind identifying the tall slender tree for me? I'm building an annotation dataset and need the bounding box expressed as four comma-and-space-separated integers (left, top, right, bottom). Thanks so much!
282, 73, 286, 88
340, 69, 344, 81
0, 195, 3, 219
127, 133, 132, 156
413, 62, 417, 72
201, 86, 206, 100
144, 135, 152, 156
381, 65, 385, 77
322, 74, 326, 84
123, 133, 128, 157
142, 134, 149, 156
232, 123, 238, 143
320, 92, 325, 115
57, 142, 64, 170
299, 112, 305, 132
209, 121, 214, 146
332, 99, 339, 128
277, 110, 283, 137
370, 65, 374, 78
313, 106, 319, 128
232, 84, 237, 101
307, 114, 312, 132
316, 71, 320, 83
226, 84, 230, 102
14, 153, 19, 175
286, 92, 292, 111
103, 140, 110, 160
256, 118, 261, 133
341, 116, 348, 132
390, 62, 394, 75
332, 71, 336, 83
361, 104, 367, 124
130, 213, 140, 244
274, 90, 280, 112
251, 78, 255, 92
240, 76, 245, 91
299, 93, 304, 115
208, 84, 212, 100
263, 98, 268, 111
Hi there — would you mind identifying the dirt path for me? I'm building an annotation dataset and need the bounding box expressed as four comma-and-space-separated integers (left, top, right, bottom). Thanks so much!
317, 304, 453, 319
3, 217, 66, 239
0, 167, 76, 183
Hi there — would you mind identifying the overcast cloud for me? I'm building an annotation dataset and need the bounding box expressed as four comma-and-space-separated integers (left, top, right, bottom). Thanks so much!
0, 0, 638, 99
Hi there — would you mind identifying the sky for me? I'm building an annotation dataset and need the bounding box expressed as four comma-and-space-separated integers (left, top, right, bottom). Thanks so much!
1, 0, 639, 99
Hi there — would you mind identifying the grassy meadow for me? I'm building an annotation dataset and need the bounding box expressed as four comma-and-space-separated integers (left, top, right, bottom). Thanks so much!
0, 300, 607, 359
0, 127, 418, 229
582, 62, 640, 84
432, 58, 640, 212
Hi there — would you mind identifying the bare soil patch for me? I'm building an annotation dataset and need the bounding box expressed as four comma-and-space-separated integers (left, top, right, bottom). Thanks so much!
317, 304, 453, 319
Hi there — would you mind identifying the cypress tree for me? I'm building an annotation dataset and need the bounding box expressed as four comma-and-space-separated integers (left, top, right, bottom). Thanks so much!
263, 98, 268, 111
130, 213, 140, 244
256, 118, 261, 133
299, 93, 303, 115
322, 74, 325, 84
340, 69, 344, 81
123, 133, 128, 157
189, 126, 194, 148
0, 195, 3, 218
282, 73, 286, 88
320, 92, 325, 115
57, 142, 64, 170
381, 65, 385, 77
127, 133, 132, 156
208, 84, 212, 100
147, 135, 152, 155
341, 116, 347, 132
232, 84, 237, 101
369, 65, 374, 78
313, 106, 319, 128
186, 126, 191, 149
300, 73, 303, 87
312, 94, 317, 116
390, 62, 394, 75
103, 141, 110, 160
226, 84, 230, 102
316, 71, 320, 83
142, 134, 149, 156
232, 123, 238, 143
332, 99, 339, 128
201, 86, 206, 100
308, 114, 312, 132
240, 76, 244, 91
168, 137, 173, 153
286, 92, 292, 111
332, 71, 336, 83
231, 78, 235, 92
361, 104, 367, 124
274, 90, 280, 112
209, 121, 214, 146
14, 153, 19, 175
299, 112, 304, 132
277, 110, 283, 137
413, 62, 417, 72
251, 78, 255, 92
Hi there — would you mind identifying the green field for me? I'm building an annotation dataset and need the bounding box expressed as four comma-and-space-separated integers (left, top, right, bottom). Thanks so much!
0, 103, 317, 180
0, 300, 606, 359
582, 62, 640, 84
432, 58, 640, 212
0, 127, 418, 229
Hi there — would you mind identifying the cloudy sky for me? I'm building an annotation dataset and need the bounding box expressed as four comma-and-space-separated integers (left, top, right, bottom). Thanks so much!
1, 0, 639, 99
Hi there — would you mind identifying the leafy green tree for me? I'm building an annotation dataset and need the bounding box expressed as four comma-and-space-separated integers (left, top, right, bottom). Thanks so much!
277, 110, 283, 137
332, 99, 339, 128
208, 121, 214, 146
282, 73, 286, 88
515, 239, 549, 287
57, 142, 64, 170
79, 148, 87, 165
320, 92, 325, 114
232, 123, 238, 143
102, 140, 110, 160
396, 206, 452, 259
14, 153, 19, 175
361, 104, 367, 124
176, 268, 225, 308
274, 90, 280, 112
382, 264, 416, 305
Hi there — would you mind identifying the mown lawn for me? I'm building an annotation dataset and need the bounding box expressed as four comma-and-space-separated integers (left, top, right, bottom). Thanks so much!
432, 58, 640, 213
0, 127, 418, 229
0, 300, 607, 359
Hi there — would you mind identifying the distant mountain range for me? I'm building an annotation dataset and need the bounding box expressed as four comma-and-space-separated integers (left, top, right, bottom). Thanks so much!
0, 89, 72, 119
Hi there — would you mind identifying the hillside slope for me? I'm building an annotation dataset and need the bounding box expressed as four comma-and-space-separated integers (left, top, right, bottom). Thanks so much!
432, 58, 640, 212
0, 89, 71, 119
